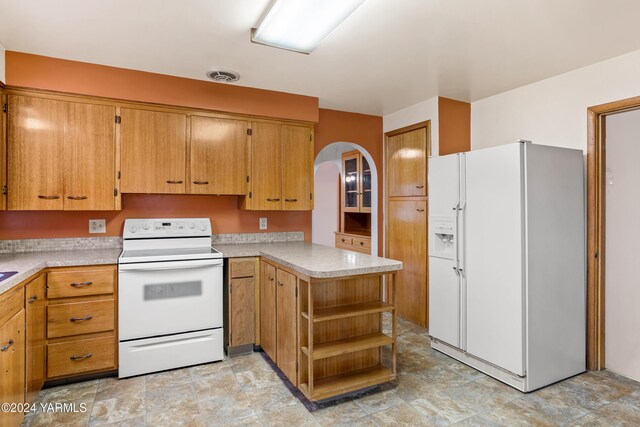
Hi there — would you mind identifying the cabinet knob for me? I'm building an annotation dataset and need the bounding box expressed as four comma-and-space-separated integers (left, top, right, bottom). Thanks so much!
67, 196, 88, 200
341, 238, 346, 242
0, 339, 14, 352
193, 181, 209, 185
70, 353, 93, 360
28, 296, 38, 304
360, 241, 364, 246
166, 180, 184, 184
38, 195, 60, 200
70, 315, 93, 322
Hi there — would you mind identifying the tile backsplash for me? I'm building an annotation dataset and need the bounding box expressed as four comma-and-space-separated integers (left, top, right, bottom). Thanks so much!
210, 231, 304, 245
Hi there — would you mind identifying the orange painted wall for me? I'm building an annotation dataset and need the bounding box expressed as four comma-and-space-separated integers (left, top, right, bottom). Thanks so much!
5, 52, 319, 122
314, 109, 384, 254
1, 52, 317, 240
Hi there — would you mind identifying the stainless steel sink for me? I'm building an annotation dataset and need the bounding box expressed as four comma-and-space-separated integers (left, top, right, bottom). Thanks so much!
0, 272, 18, 282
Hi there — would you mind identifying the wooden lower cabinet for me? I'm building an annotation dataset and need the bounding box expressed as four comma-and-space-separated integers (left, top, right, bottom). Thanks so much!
25, 275, 46, 404
47, 299, 115, 339
0, 309, 25, 427
335, 232, 371, 254
387, 199, 428, 327
276, 269, 298, 385
47, 335, 116, 378
260, 261, 277, 361
229, 278, 255, 348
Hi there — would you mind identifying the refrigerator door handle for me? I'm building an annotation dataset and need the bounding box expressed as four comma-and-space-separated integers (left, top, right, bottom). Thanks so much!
452, 266, 460, 276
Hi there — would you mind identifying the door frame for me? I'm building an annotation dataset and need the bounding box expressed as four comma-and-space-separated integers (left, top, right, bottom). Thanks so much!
586, 95, 640, 370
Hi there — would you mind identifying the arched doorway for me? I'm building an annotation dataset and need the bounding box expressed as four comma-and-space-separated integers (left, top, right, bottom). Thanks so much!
312, 142, 379, 256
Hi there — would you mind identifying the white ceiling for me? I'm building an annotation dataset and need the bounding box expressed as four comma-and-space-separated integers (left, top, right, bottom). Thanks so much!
2, 0, 640, 116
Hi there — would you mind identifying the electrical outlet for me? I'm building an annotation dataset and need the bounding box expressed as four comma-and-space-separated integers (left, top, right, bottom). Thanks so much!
259, 217, 268, 230
89, 219, 106, 234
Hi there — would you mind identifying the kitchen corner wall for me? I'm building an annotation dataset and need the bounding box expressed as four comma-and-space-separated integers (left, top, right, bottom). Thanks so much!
1, 52, 322, 240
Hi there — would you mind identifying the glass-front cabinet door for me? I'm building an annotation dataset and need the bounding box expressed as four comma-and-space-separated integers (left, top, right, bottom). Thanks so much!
361, 156, 372, 213
343, 152, 360, 212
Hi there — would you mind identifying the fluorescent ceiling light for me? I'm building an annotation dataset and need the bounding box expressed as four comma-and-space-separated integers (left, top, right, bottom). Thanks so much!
252, 0, 366, 54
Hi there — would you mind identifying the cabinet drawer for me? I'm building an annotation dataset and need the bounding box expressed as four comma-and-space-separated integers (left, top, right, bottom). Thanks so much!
47, 335, 115, 378
230, 260, 255, 279
352, 237, 371, 250
335, 234, 352, 246
0, 285, 24, 326
47, 300, 114, 338
47, 267, 115, 299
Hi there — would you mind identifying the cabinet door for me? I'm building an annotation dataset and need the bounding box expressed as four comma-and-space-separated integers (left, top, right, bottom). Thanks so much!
0, 310, 25, 427
388, 199, 428, 327
250, 122, 282, 210
342, 151, 360, 212
276, 269, 297, 385
282, 125, 313, 211
190, 116, 248, 195
25, 276, 46, 403
7, 95, 65, 210
386, 127, 427, 197
64, 102, 117, 210
120, 108, 187, 193
360, 155, 372, 213
260, 261, 277, 361
0, 90, 6, 210
230, 277, 255, 347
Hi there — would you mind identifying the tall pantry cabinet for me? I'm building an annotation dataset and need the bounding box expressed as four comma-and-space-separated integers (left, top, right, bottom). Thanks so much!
385, 123, 430, 327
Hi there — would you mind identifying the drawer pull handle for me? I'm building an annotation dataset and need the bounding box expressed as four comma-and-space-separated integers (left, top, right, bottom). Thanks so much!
28, 296, 38, 304
285, 199, 298, 202
70, 316, 93, 322
67, 196, 88, 200
70, 353, 93, 360
70, 281, 93, 288
417, 208, 425, 212
38, 195, 60, 200
0, 339, 14, 352
193, 181, 209, 185
166, 180, 184, 184
416, 185, 424, 189
266, 198, 281, 202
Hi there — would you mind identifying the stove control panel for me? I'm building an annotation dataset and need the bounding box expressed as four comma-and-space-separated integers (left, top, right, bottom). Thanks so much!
123, 218, 211, 238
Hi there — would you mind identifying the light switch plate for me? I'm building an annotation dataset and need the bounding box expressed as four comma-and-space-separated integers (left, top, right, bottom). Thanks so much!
89, 219, 106, 234
259, 218, 268, 230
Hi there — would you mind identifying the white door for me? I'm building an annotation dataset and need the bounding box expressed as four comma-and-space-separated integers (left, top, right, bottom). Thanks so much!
428, 154, 459, 216
465, 143, 525, 376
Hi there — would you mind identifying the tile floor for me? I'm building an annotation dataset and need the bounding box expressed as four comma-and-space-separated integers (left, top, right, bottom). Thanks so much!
21, 317, 640, 427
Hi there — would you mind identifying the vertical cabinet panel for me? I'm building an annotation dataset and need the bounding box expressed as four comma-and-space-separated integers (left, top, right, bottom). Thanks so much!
25, 275, 46, 404
282, 125, 313, 210
386, 127, 427, 197
0, 89, 6, 210
230, 277, 255, 347
120, 108, 187, 194
64, 103, 117, 210
7, 95, 65, 210
0, 310, 26, 427
342, 151, 360, 213
387, 199, 428, 326
276, 269, 297, 385
190, 116, 248, 195
250, 122, 282, 210
260, 261, 277, 361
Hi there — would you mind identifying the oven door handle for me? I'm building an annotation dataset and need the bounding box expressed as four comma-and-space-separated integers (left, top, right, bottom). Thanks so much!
119, 259, 223, 272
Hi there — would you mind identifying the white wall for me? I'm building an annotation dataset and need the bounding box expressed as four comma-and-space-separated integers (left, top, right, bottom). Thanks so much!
604, 109, 640, 381
312, 161, 340, 248
472, 49, 640, 151
0, 43, 5, 83
383, 97, 440, 156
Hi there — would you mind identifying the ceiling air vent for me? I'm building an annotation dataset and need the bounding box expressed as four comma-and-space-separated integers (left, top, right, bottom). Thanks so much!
206, 69, 240, 83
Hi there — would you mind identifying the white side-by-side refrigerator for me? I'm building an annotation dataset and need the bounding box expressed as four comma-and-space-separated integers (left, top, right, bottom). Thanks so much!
428, 141, 585, 392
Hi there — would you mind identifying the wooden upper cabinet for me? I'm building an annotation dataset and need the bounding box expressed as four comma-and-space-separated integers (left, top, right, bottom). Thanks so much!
189, 116, 248, 195
282, 125, 313, 211
64, 102, 117, 210
249, 122, 282, 210
386, 127, 427, 197
7, 95, 66, 210
120, 108, 187, 194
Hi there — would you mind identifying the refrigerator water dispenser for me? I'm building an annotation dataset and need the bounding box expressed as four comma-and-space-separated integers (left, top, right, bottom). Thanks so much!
429, 217, 456, 259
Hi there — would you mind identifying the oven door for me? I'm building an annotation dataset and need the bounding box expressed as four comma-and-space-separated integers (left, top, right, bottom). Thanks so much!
118, 258, 223, 341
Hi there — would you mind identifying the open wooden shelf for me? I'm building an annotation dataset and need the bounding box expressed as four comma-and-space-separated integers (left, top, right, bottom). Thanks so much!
300, 365, 395, 401
301, 332, 393, 360
301, 301, 394, 323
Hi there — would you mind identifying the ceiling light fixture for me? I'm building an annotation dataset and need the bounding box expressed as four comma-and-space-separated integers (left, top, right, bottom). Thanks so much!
251, 0, 366, 54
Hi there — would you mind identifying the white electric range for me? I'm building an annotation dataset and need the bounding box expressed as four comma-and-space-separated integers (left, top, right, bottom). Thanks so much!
118, 218, 224, 378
